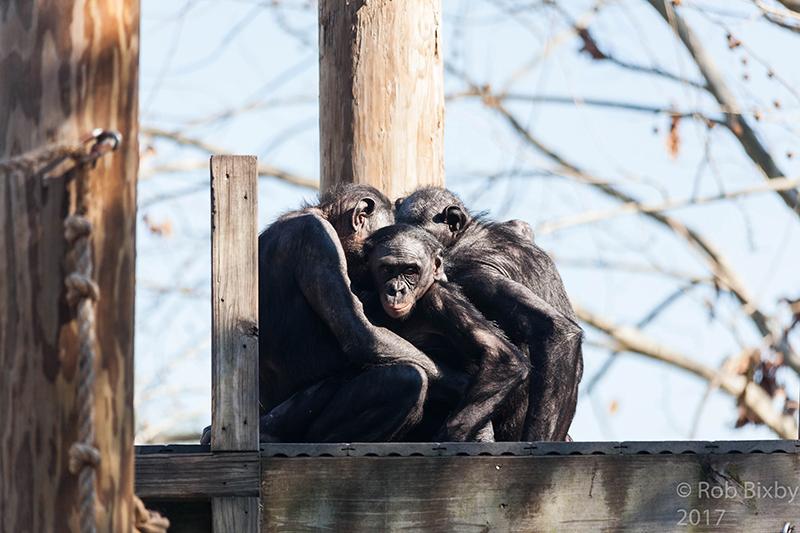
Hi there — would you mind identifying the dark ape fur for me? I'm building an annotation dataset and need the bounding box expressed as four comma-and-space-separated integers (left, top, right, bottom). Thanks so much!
251, 184, 441, 443
361, 225, 530, 442
396, 187, 583, 441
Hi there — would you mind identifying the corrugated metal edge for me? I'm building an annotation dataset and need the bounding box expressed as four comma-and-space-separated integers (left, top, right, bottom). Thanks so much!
135, 440, 800, 458
258, 440, 800, 457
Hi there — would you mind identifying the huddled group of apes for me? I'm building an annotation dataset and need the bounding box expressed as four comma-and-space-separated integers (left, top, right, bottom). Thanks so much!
207, 184, 584, 444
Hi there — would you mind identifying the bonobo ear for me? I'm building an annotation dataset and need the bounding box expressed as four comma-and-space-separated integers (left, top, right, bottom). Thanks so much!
444, 205, 467, 233
352, 197, 376, 231
394, 197, 405, 210
433, 251, 447, 282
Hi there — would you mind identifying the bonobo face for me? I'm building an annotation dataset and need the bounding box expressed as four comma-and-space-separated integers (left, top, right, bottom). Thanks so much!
366, 226, 445, 320
395, 187, 469, 246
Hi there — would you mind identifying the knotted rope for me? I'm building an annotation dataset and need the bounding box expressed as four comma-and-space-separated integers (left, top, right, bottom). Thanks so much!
134, 495, 171, 533
2, 131, 168, 532
64, 213, 101, 533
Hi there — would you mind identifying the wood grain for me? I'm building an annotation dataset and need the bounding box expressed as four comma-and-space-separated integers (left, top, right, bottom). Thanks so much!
261, 454, 800, 532
319, 0, 445, 199
0, 2, 139, 531
135, 452, 259, 500
210, 155, 259, 452
210, 155, 260, 532
213, 497, 260, 533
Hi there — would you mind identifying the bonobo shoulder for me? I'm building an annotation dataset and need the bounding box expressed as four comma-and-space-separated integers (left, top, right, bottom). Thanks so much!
501, 219, 534, 242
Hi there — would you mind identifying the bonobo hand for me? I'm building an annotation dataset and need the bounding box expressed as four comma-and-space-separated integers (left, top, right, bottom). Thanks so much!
433, 415, 474, 442
366, 326, 441, 380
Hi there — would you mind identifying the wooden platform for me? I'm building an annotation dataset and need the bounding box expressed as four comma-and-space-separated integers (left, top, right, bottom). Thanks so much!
137, 441, 800, 532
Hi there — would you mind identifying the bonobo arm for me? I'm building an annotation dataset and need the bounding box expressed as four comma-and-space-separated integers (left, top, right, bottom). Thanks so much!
292, 213, 439, 378
459, 268, 583, 441
423, 283, 531, 441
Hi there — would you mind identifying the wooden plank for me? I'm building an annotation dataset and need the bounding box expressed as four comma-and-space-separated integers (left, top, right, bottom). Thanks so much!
210, 155, 259, 451
213, 497, 260, 533
210, 155, 260, 533
319, 0, 445, 198
135, 452, 259, 500
261, 454, 800, 532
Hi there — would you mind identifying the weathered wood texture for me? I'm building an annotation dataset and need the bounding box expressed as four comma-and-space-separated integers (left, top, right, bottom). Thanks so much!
213, 497, 260, 533
261, 454, 800, 532
319, 0, 445, 199
135, 452, 259, 500
0, 2, 139, 532
210, 155, 260, 533
210, 155, 259, 452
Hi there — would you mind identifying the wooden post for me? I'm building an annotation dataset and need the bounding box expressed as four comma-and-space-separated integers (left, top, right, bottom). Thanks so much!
210, 155, 260, 532
319, 0, 446, 198
0, 2, 139, 532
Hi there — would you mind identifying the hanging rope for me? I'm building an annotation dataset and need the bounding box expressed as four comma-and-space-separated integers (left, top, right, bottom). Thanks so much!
64, 211, 101, 533
61, 130, 120, 533
3, 130, 168, 532
0, 128, 121, 181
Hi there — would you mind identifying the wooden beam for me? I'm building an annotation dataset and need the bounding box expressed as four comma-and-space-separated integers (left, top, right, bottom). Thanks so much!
210, 155, 260, 532
261, 453, 800, 532
135, 452, 259, 500
210, 155, 260, 451
0, 2, 139, 531
319, 0, 445, 198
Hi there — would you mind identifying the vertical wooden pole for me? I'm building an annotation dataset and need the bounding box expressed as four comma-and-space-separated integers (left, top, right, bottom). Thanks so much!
319, 0, 446, 199
0, 2, 138, 532
210, 155, 260, 532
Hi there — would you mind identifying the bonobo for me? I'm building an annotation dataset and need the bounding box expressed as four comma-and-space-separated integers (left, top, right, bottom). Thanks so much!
396, 187, 583, 441
362, 225, 530, 442
248, 184, 439, 443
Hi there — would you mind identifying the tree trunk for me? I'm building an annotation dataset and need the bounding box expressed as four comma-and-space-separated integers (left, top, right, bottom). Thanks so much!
319, 0, 445, 199
0, 1, 139, 532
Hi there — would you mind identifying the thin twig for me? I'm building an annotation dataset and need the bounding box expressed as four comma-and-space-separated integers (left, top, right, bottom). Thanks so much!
538, 177, 800, 234
576, 303, 798, 439
141, 127, 318, 189
646, 0, 799, 216
447, 68, 800, 375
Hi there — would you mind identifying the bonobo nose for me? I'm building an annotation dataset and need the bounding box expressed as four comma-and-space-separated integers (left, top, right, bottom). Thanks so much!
387, 281, 405, 297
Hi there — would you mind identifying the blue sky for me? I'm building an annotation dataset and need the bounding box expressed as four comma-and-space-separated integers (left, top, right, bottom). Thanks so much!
134, 0, 800, 442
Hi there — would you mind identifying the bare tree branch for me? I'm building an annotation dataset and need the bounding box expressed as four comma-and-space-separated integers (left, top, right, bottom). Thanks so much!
576, 303, 798, 439
550, 1, 709, 90
446, 67, 800, 375
646, 0, 800, 216
777, 0, 800, 14
141, 126, 318, 189
447, 90, 725, 123
538, 177, 800, 234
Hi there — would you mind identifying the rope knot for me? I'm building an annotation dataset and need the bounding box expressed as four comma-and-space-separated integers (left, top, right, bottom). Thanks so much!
134, 495, 171, 533
66, 273, 100, 304
68, 442, 101, 474
64, 215, 92, 243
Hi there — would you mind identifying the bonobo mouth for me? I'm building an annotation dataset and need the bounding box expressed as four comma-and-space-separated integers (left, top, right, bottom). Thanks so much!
381, 297, 413, 319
